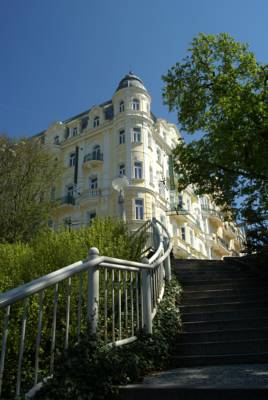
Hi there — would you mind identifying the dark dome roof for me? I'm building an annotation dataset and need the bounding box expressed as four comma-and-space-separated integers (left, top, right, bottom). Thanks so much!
115, 72, 147, 92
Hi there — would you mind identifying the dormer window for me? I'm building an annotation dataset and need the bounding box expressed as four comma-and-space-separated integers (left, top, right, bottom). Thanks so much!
72, 127, 77, 137
119, 101, 124, 112
132, 98, 140, 111
81, 117, 88, 130
94, 116, 100, 128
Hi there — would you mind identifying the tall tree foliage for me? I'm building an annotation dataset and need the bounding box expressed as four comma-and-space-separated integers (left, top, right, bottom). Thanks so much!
163, 33, 268, 251
0, 135, 60, 242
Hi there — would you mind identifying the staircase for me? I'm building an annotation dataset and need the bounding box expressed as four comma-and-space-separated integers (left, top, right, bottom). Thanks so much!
171, 259, 268, 367
120, 258, 268, 400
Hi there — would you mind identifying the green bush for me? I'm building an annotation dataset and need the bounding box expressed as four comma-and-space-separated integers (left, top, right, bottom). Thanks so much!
0, 218, 147, 398
35, 278, 182, 400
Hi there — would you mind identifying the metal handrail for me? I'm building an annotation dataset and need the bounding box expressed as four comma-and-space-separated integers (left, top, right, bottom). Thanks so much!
0, 218, 171, 398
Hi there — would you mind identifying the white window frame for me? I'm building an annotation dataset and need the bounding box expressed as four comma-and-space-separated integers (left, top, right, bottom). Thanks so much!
119, 163, 125, 177
92, 144, 101, 160
135, 199, 144, 220
72, 127, 77, 137
69, 152, 76, 167
134, 161, 142, 179
133, 127, 141, 143
119, 130, 125, 144
132, 98, 140, 111
89, 176, 98, 189
93, 116, 100, 128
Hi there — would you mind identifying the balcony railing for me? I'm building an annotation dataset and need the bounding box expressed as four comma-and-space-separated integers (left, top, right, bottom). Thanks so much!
84, 153, 103, 163
217, 236, 230, 251
168, 205, 189, 215
59, 195, 75, 206
201, 206, 222, 220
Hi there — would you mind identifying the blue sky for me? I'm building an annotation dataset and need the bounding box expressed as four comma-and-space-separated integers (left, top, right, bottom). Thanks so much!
0, 0, 267, 140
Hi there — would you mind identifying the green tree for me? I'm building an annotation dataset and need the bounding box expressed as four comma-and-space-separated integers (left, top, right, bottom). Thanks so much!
0, 135, 60, 243
163, 33, 268, 251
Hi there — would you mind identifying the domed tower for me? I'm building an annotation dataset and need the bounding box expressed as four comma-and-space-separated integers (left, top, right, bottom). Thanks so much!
112, 72, 151, 116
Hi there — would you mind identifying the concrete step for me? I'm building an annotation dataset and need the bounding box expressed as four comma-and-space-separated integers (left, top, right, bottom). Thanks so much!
182, 317, 268, 332
182, 293, 268, 305
171, 352, 268, 368
177, 272, 255, 282
181, 307, 268, 322
182, 286, 268, 299
182, 280, 264, 291
179, 328, 268, 343
180, 300, 268, 314
174, 339, 268, 356
120, 385, 268, 400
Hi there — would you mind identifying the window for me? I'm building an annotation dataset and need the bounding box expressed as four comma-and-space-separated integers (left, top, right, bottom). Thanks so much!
134, 161, 142, 179
119, 101, 124, 112
148, 133, 152, 148
132, 98, 140, 111
54, 136, 60, 145
149, 166, 154, 185
93, 116, 100, 128
72, 127, 77, 137
89, 176, 98, 189
133, 127, 141, 143
64, 128, 70, 140
135, 199, 144, 220
181, 227, 186, 241
190, 230, 194, 247
119, 130, 125, 144
81, 117, 88, 130
87, 211, 96, 226
152, 203, 156, 218
119, 163, 125, 176
66, 185, 74, 204
50, 187, 56, 202
92, 144, 101, 160
157, 148, 161, 163
178, 195, 183, 209
69, 152, 76, 167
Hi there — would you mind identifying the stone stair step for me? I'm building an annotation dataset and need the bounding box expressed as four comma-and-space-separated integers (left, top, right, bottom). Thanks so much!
182, 317, 268, 332
171, 352, 268, 368
174, 339, 268, 356
179, 328, 268, 343
119, 385, 268, 400
182, 286, 268, 298
180, 300, 268, 314
181, 307, 268, 322
182, 293, 268, 305
182, 280, 263, 291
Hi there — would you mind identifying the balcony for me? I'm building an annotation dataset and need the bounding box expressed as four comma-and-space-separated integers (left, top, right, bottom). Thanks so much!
83, 153, 103, 168
210, 235, 230, 255
79, 189, 101, 203
166, 206, 189, 222
201, 206, 223, 224
59, 195, 75, 206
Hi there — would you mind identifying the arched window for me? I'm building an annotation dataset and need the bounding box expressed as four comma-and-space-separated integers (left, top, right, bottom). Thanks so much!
89, 175, 98, 189
92, 144, 101, 160
132, 98, 140, 111
93, 116, 100, 128
119, 101, 124, 112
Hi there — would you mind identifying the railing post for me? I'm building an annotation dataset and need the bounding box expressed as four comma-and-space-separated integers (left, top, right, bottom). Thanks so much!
141, 258, 152, 334
87, 247, 100, 334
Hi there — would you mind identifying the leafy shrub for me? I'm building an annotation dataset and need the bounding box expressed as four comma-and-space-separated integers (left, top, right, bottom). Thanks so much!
35, 278, 182, 400
0, 218, 146, 398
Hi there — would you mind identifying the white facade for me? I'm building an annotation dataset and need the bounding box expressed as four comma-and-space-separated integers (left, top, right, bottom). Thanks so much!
37, 72, 244, 259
